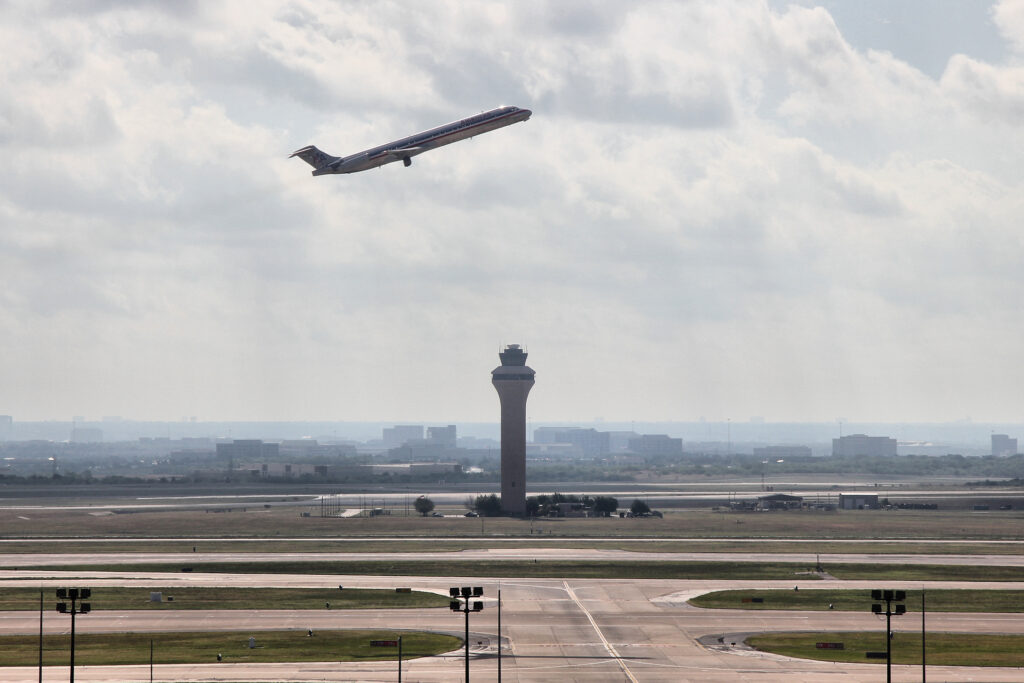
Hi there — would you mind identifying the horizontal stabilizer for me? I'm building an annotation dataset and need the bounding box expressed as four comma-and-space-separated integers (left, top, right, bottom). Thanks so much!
289, 145, 338, 170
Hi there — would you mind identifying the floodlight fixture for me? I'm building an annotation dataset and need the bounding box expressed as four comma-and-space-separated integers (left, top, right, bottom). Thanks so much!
869, 588, 908, 683
451, 585, 484, 681
55, 587, 93, 683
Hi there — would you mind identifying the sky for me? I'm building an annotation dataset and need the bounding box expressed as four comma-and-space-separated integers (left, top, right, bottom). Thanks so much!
1, 0, 1023, 424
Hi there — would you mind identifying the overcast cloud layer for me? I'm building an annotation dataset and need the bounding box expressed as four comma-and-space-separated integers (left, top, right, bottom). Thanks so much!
1, 0, 1022, 423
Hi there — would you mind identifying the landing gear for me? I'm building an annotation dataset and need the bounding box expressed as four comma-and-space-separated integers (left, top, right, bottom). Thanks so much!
403, 156, 411, 167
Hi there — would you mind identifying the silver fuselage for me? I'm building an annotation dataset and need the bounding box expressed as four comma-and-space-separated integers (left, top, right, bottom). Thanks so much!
312, 106, 531, 175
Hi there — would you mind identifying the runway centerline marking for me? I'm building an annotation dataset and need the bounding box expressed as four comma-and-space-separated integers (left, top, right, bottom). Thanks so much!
563, 580, 639, 683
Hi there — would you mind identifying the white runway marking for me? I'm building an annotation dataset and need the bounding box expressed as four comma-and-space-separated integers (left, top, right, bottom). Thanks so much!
563, 580, 639, 683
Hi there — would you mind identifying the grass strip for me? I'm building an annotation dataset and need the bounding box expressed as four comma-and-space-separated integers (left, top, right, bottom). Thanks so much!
13, 560, 821, 580
0, 629, 460, 666
746, 631, 1024, 667
690, 588, 1024, 612
7, 507, 1024, 541
0, 587, 448, 611
826, 563, 1024, 582
5, 539, 1024, 555
16, 558, 1024, 581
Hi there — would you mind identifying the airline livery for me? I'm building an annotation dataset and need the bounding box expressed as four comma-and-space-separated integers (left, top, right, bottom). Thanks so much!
290, 106, 532, 175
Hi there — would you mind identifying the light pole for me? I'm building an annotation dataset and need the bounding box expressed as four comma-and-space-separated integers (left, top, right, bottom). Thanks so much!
56, 587, 92, 683
871, 589, 906, 683
497, 588, 502, 683
450, 586, 484, 682
38, 590, 43, 683
921, 589, 926, 683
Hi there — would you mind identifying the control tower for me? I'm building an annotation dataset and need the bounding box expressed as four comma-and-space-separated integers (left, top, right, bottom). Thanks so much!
491, 344, 535, 516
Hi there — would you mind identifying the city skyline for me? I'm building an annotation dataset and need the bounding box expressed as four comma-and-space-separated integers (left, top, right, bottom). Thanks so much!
2, 2, 1023, 424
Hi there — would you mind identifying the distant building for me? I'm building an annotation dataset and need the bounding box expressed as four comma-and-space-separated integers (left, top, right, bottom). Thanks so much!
0, 415, 11, 441
216, 440, 279, 474
753, 445, 812, 459
756, 493, 803, 510
279, 439, 357, 458
387, 440, 453, 461
70, 426, 103, 443
839, 493, 880, 510
533, 428, 609, 457
533, 427, 572, 444
426, 425, 457, 448
992, 434, 1018, 457
526, 443, 578, 459
628, 434, 683, 456
253, 462, 328, 478
606, 431, 640, 452
562, 428, 610, 457
368, 462, 463, 476
382, 425, 424, 448
832, 434, 897, 457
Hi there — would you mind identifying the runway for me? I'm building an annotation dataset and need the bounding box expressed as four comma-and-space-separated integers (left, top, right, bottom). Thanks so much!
3, 547, 1024, 567
2, 572, 1024, 681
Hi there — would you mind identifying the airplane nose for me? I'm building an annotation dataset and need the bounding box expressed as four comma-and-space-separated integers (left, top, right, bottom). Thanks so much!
521, 109, 532, 120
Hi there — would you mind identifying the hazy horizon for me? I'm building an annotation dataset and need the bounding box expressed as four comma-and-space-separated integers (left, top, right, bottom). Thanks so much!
3, 416, 1019, 453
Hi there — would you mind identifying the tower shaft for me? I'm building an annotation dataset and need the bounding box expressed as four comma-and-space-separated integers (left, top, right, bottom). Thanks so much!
491, 345, 535, 517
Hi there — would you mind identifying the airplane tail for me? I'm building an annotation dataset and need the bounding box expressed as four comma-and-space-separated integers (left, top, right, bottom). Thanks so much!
289, 145, 338, 170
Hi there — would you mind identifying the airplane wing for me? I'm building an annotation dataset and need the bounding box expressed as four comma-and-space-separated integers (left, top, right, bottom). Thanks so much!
384, 146, 427, 158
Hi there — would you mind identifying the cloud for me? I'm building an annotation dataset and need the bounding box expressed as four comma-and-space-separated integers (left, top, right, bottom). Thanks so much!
0, 0, 1022, 422
993, 0, 1024, 53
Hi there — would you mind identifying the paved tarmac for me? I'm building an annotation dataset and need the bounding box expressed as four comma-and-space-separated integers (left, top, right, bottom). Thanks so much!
2, 572, 1024, 681
4, 547, 1024, 566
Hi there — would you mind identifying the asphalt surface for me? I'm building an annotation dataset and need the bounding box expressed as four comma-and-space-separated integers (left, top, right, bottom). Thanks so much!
2, 572, 1024, 681
3, 547, 1024, 566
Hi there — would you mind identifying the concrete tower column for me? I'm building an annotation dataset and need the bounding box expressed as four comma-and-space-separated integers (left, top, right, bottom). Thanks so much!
491, 344, 535, 516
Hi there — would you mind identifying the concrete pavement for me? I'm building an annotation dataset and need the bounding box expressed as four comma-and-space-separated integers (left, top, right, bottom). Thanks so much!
1, 573, 1024, 681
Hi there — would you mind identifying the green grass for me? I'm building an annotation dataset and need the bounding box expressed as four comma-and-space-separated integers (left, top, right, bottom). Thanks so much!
690, 588, 1024, 612
0, 629, 460, 666
827, 563, 1024, 582
16, 558, 1024, 581
4, 538, 1024, 555
746, 631, 1024, 667
0, 586, 448, 611
5, 506, 1024, 540
15, 560, 821, 580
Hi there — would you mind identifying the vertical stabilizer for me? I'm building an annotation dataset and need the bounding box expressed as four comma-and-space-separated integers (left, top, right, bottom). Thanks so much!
289, 145, 338, 170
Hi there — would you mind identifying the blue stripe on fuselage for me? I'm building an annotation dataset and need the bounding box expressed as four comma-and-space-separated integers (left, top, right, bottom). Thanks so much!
366, 109, 521, 161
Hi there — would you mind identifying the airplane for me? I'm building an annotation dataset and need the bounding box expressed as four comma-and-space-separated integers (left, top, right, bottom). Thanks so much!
289, 105, 532, 175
